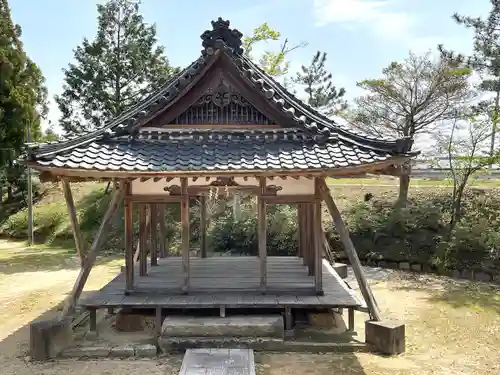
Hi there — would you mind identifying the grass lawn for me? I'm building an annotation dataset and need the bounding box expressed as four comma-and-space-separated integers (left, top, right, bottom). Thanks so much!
0, 241, 498, 374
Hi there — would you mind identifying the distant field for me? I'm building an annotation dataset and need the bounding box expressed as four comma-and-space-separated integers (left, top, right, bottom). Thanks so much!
326, 177, 500, 187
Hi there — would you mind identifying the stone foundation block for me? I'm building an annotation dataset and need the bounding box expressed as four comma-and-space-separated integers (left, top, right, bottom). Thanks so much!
110, 346, 135, 358
60, 346, 111, 358
161, 315, 284, 339
411, 264, 422, 272
30, 317, 73, 360
114, 311, 145, 332
333, 263, 348, 279
474, 271, 492, 282
399, 262, 410, 270
365, 320, 405, 355
135, 344, 157, 357
309, 311, 345, 331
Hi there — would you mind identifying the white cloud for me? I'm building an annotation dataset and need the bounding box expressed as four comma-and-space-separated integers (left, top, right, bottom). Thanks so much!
312, 0, 414, 40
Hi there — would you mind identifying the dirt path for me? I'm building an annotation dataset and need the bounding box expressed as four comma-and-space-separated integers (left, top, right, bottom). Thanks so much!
0, 241, 499, 374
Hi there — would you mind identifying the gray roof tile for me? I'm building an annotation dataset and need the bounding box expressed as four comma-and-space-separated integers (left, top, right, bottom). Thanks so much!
34, 129, 396, 172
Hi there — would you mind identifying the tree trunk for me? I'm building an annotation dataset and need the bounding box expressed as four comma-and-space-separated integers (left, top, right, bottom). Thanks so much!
396, 163, 411, 207
7, 184, 13, 201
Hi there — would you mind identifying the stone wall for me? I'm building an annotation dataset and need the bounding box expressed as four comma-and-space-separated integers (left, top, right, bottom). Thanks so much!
336, 252, 500, 284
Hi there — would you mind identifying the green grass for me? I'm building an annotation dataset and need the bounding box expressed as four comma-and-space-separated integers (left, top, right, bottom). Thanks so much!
327, 177, 500, 187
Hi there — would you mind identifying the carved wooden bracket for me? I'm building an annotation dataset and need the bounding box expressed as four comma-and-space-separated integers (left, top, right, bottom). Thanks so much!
265, 185, 283, 196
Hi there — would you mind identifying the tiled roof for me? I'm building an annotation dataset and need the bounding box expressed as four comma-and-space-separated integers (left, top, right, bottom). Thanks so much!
24, 18, 416, 175
33, 129, 396, 172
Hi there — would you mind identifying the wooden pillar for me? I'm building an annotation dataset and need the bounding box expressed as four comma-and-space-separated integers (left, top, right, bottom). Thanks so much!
258, 177, 267, 292
61, 178, 85, 265
150, 203, 158, 266
139, 204, 148, 276
314, 178, 323, 294
181, 177, 190, 293
297, 204, 303, 259
200, 195, 207, 258
318, 179, 381, 321
61, 183, 125, 317
158, 204, 167, 258
306, 203, 315, 276
124, 182, 134, 292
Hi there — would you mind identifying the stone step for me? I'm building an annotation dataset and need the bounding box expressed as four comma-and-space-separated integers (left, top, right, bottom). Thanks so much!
158, 336, 367, 354
161, 315, 284, 339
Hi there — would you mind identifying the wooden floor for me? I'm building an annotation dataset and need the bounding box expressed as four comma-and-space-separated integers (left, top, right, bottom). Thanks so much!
80, 256, 361, 309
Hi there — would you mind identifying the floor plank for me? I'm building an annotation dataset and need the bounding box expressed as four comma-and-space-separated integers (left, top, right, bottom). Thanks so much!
80, 257, 361, 308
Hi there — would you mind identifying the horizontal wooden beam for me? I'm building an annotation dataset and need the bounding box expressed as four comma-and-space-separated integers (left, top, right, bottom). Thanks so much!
263, 194, 316, 204
125, 195, 183, 203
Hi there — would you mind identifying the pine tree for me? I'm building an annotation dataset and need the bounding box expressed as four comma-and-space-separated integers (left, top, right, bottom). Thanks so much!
0, 0, 47, 199
440, 0, 500, 164
55, 0, 178, 134
293, 51, 347, 116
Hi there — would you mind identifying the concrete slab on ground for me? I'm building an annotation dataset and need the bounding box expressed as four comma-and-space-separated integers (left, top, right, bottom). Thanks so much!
179, 348, 256, 375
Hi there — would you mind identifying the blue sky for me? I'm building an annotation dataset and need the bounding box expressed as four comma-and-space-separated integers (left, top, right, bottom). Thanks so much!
9, 0, 491, 131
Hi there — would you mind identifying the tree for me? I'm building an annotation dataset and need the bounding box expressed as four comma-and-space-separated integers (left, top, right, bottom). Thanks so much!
435, 112, 500, 234
440, 1, 500, 165
293, 51, 347, 116
350, 51, 472, 205
55, 0, 178, 134
39, 123, 60, 142
0, 0, 47, 200
242, 22, 307, 79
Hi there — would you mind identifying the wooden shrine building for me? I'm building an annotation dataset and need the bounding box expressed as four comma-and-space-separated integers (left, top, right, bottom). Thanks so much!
24, 18, 414, 353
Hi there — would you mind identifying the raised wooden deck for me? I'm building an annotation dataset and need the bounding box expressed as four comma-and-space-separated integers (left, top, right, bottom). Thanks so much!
80, 256, 360, 309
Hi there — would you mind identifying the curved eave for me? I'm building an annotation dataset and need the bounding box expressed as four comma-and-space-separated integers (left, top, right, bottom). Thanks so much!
236, 53, 412, 154
28, 156, 411, 182
25, 55, 215, 159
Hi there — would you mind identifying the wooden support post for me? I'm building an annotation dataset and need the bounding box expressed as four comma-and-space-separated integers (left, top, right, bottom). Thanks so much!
158, 204, 167, 258
348, 307, 355, 331
258, 176, 267, 293
150, 203, 158, 266
134, 209, 150, 263
124, 181, 134, 292
306, 204, 314, 276
200, 195, 207, 258
61, 178, 85, 265
139, 204, 148, 276
314, 178, 323, 294
181, 177, 190, 293
297, 204, 303, 259
318, 179, 382, 321
89, 308, 97, 332
155, 307, 162, 337
284, 306, 293, 331
61, 183, 125, 317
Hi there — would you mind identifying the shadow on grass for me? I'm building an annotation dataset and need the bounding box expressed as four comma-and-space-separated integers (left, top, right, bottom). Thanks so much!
390, 273, 500, 314
0, 242, 123, 275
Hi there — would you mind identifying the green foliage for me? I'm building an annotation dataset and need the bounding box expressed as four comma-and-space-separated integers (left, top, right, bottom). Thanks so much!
0, 0, 47, 199
293, 51, 347, 116
54, 0, 179, 134
334, 189, 500, 272
242, 22, 306, 78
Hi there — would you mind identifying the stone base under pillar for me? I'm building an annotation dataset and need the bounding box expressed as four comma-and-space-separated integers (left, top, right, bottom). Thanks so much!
365, 319, 405, 355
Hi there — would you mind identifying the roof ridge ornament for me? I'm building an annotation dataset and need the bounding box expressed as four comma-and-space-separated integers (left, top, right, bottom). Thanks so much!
201, 17, 243, 55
